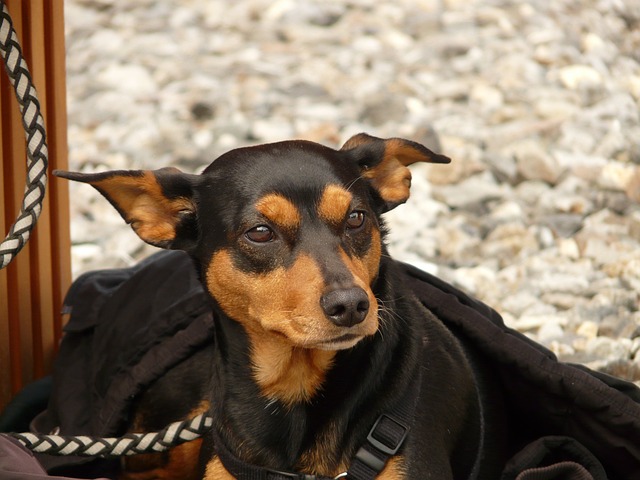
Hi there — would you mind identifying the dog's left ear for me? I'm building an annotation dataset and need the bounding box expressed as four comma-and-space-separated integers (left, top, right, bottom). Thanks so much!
54, 167, 199, 250
341, 133, 450, 211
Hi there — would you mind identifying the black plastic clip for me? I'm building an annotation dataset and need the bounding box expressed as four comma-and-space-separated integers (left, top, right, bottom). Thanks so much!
366, 414, 409, 455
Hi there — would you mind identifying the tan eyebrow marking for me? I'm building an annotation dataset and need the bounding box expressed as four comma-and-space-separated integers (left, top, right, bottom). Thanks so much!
255, 193, 301, 231
317, 184, 353, 226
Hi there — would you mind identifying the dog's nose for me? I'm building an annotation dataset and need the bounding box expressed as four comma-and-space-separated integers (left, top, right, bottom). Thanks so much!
320, 287, 370, 327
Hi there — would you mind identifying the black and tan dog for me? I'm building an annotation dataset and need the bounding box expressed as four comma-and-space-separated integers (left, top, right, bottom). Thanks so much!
55, 134, 506, 479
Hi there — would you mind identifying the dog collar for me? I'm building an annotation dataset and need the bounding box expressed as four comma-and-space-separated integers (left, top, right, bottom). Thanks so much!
212, 369, 421, 480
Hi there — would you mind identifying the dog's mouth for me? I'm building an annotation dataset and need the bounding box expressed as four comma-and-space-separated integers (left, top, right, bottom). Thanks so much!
314, 333, 364, 351
257, 305, 379, 351
265, 328, 367, 353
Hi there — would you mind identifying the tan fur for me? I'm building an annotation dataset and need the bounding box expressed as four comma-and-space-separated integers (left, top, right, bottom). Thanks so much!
120, 402, 210, 480
205, 250, 378, 404
206, 251, 378, 349
255, 193, 301, 232
203, 457, 235, 480
297, 423, 347, 476
361, 155, 412, 206
252, 340, 336, 405
93, 170, 194, 245
343, 228, 382, 285
317, 184, 353, 226
119, 440, 204, 480
343, 134, 443, 206
378, 456, 406, 479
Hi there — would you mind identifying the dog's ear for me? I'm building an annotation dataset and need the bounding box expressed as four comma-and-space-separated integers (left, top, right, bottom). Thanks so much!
54, 167, 199, 250
341, 133, 450, 211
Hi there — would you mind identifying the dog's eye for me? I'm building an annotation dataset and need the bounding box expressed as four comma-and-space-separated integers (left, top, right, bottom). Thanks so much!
245, 225, 275, 243
346, 211, 365, 230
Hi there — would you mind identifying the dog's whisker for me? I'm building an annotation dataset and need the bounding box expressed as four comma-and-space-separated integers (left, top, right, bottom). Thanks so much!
345, 173, 366, 192
265, 398, 278, 411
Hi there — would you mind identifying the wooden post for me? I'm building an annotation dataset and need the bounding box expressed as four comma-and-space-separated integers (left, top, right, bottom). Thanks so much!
0, 0, 70, 411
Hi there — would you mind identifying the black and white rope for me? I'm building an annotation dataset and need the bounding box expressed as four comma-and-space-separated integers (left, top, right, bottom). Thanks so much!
0, 0, 49, 269
8, 413, 213, 457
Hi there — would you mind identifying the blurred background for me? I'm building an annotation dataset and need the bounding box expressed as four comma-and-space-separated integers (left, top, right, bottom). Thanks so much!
63, 0, 640, 382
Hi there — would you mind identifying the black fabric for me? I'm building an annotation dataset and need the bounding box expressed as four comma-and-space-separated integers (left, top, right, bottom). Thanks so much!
46, 250, 214, 437
0, 435, 111, 480
403, 263, 640, 479
0, 377, 51, 433
515, 463, 593, 480
31, 251, 215, 474
501, 436, 607, 480
8, 251, 639, 478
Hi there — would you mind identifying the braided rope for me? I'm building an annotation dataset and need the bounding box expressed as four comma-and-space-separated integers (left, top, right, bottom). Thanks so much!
8, 413, 213, 457
0, 0, 49, 269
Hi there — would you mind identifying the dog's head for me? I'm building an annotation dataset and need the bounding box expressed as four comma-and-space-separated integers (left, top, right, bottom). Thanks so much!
56, 134, 448, 351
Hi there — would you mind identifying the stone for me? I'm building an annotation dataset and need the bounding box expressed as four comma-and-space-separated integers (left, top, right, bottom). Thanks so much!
626, 169, 640, 202
426, 136, 486, 185
481, 223, 539, 261
61, 0, 640, 371
509, 139, 565, 185
553, 151, 607, 184
558, 238, 581, 259
584, 337, 632, 363
576, 321, 599, 339
540, 214, 583, 238
598, 162, 637, 192
603, 361, 640, 384
432, 172, 511, 209
531, 272, 590, 296
557, 64, 603, 90
538, 321, 565, 345
96, 63, 157, 98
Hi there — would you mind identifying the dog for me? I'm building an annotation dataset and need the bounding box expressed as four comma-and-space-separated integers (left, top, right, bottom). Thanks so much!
55, 133, 506, 479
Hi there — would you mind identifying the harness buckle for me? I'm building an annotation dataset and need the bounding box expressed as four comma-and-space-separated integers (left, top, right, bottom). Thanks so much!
366, 414, 409, 455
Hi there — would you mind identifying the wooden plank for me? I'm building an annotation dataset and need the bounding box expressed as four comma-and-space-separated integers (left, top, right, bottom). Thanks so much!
3, 0, 34, 394
24, 0, 55, 380
1, 1, 23, 399
44, 0, 71, 348
0, 0, 70, 410
0, 57, 11, 411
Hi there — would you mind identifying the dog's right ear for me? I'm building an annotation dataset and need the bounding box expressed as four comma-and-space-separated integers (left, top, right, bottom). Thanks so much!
340, 133, 450, 212
54, 168, 199, 250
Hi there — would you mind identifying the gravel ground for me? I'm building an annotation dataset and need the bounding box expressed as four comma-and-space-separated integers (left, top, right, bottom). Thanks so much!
63, 0, 640, 384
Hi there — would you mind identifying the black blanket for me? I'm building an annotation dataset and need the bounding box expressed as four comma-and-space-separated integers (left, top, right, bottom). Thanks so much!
18, 251, 640, 478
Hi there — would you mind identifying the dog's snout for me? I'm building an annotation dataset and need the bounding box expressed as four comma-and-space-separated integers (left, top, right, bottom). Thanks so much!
320, 287, 370, 327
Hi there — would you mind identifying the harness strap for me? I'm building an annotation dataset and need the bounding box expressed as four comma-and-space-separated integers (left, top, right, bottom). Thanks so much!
213, 368, 422, 480
212, 432, 332, 480
346, 414, 409, 478
346, 368, 421, 479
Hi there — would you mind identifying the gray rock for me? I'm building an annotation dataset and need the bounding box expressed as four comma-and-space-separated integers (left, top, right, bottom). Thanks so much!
509, 139, 565, 185
432, 172, 511, 209
539, 214, 584, 238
